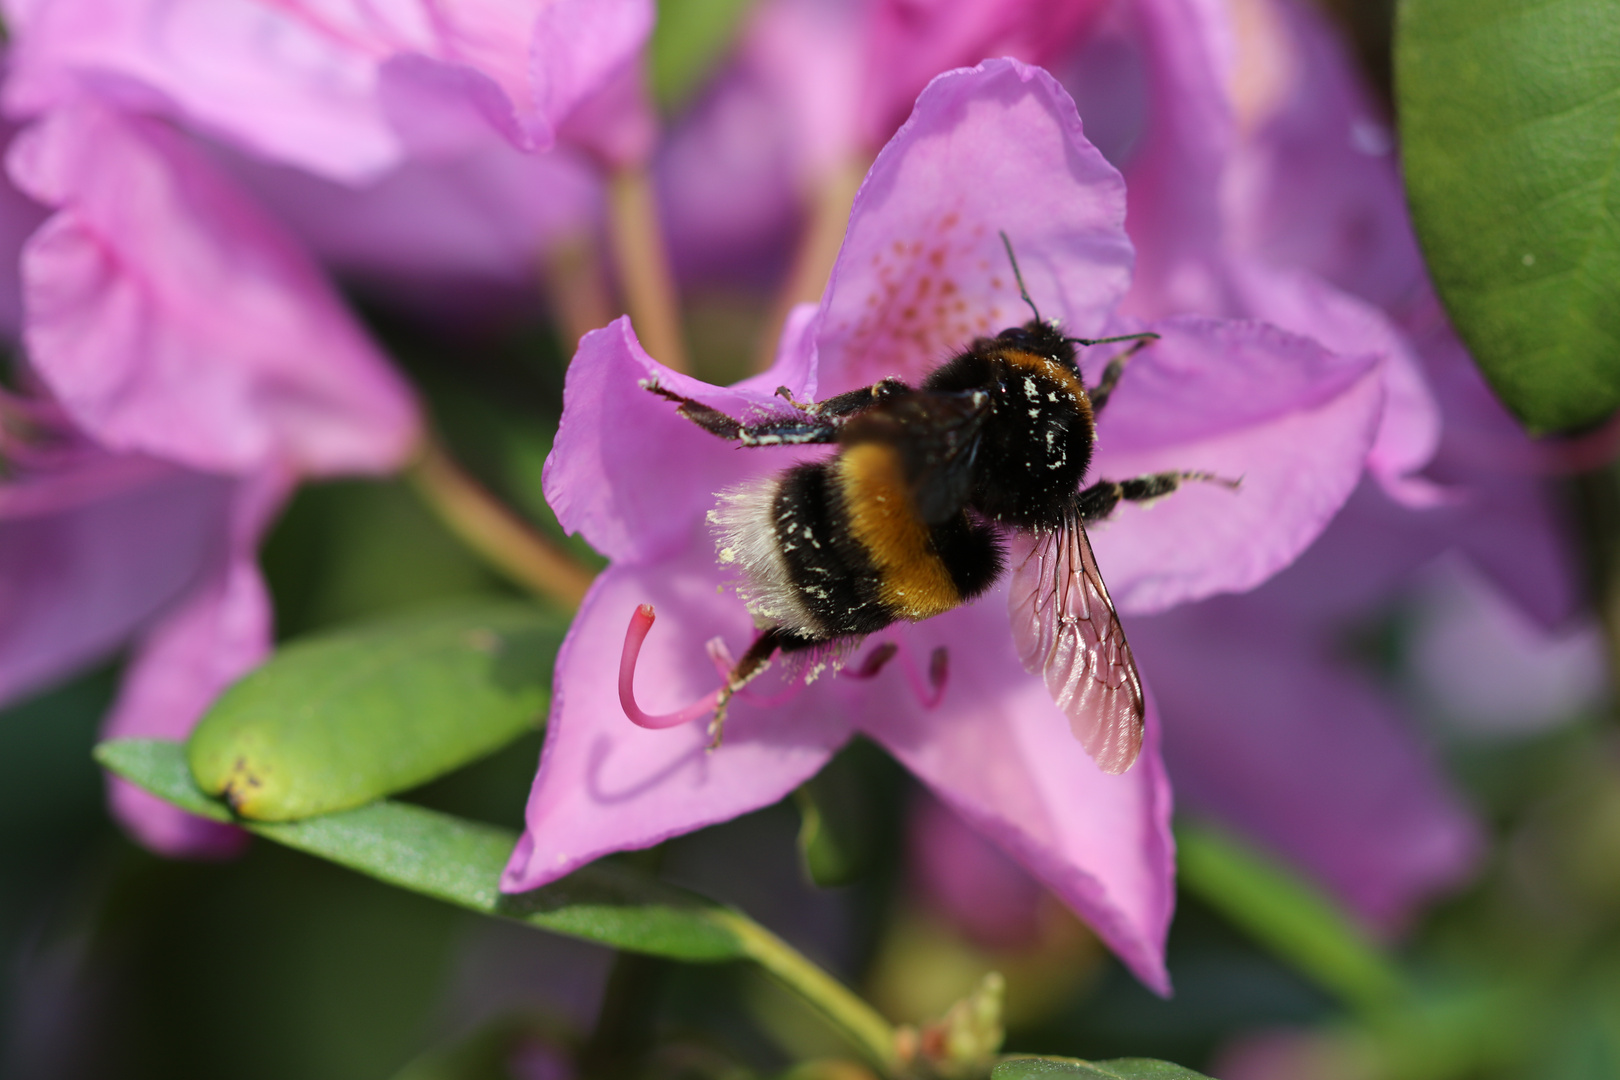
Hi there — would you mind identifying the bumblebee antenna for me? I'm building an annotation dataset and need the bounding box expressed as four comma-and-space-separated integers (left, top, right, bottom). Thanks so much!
999, 230, 1042, 323
1063, 332, 1161, 347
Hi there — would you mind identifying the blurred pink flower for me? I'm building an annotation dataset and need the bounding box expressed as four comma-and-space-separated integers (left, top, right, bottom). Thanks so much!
1, 0, 656, 182
0, 97, 422, 854
505, 60, 1390, 993
219, 137, 604, 312
0, 392, 233, 708
908, 790, 1048, 951
0, 385, 280, 857
6, 100, 419, 477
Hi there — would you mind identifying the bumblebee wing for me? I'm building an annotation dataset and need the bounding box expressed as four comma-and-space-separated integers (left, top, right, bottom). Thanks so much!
1007, 518, 1145, 774
843, 390, 988, 524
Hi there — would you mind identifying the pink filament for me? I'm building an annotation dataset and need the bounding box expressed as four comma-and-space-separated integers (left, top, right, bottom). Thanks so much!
619, 605, 720, 730
839, 640, 948, 708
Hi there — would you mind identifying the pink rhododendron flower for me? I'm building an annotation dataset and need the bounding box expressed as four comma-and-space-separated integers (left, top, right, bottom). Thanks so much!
659, 0, 1439, 499
0, 95, 422, 855
6, 100, 419, 477
1, 0, 656, 182
506, 60, 1390, 992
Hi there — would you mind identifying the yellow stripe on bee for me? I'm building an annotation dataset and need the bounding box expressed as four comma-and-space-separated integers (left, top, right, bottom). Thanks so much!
834, 442, 960, 620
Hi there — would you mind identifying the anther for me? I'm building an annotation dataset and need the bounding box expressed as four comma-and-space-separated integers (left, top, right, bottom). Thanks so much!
619, 605, 721, 730
843, 642, 899, 680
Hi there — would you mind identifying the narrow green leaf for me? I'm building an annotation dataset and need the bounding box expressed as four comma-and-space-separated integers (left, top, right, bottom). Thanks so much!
992, 1058, 1213, 1079
188, 602, 563, 821
1176, 822, 1407, 1012
101, 739, 899, 1067
100, 739, 745, 961
649, 0, 757, 111
1397, 0, 1620, 433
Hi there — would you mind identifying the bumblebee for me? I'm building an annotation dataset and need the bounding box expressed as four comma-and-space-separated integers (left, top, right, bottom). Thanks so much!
638, 235, 1233, 773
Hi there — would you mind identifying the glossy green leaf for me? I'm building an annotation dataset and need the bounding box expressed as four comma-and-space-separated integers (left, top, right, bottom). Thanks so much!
101, 739, 746, 961
992, 1058, 1213, 1079
1397, 0, 1620, 433
188, 602, 563, 820
1176, 823, 1407, 1012
649, 0, 756, 110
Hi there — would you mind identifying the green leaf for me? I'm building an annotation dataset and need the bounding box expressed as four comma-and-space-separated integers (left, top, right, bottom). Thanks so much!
1397, 0, 1620, 433
188, 602, 564, 821
794, 754, 874, 888
992, 1058, 1213, 1079
100, 739, 746, 961
648, 0, 757, 111
102, 739, 899, 1066
1176, 822, 1407, 1013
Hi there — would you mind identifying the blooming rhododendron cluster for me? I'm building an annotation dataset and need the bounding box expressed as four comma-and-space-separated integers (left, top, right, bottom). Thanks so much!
0, 0, 1610, 1074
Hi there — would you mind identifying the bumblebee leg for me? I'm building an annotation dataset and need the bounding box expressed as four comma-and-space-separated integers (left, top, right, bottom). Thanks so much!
642, 380, 841, 445
1082, 334, 1158, 415
775, 377, 911, 419
1078, 470, 1241, 523
709, 626, 791, 748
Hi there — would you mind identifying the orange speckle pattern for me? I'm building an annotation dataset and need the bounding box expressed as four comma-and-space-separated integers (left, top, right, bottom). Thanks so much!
828, 204, 1014, 386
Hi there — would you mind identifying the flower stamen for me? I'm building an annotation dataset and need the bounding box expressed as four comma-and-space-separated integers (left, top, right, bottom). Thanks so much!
838, 640, 948, 708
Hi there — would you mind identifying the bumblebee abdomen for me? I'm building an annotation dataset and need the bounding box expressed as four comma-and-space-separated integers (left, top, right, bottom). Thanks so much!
711, 447, 1003, 647
834, 442, 962, 622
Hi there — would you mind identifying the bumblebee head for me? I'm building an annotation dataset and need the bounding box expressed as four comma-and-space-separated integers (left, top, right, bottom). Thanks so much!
995, 319, 1079, 368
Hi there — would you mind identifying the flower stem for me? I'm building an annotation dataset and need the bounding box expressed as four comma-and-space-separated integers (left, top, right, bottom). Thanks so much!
716, 910, 898, 1072
540, 232, 615, 352
407, 438, 595, 611
608, 164, 690, 373
754, 156, 868, 371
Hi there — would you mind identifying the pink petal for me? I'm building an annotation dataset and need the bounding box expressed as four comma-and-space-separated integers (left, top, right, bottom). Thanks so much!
4, 0, 403, 182
534, 0, 656, 166
1409, 558, 1606, 734
814, 59, 1133, 396
1095, 0, 1235, 320
1133, 598, 1483, 932
861, 599, 1176, 994
857, 0, 1113, 148
1226, 264, 1443, 507
101, 467, 292, 859
1222, 0, 1427, 316
655, 62, 806, 284
0, 457, 233, 708
1086, 316, 1385, 614
3, 0, 652, 181
542, 316, 818, 565
220, 136, 602, 302
9, 102, 419, 477
501, 534, 851, 892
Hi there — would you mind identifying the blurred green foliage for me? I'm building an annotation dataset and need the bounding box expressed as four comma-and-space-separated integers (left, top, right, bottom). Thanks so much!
649, 0, 759, 111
